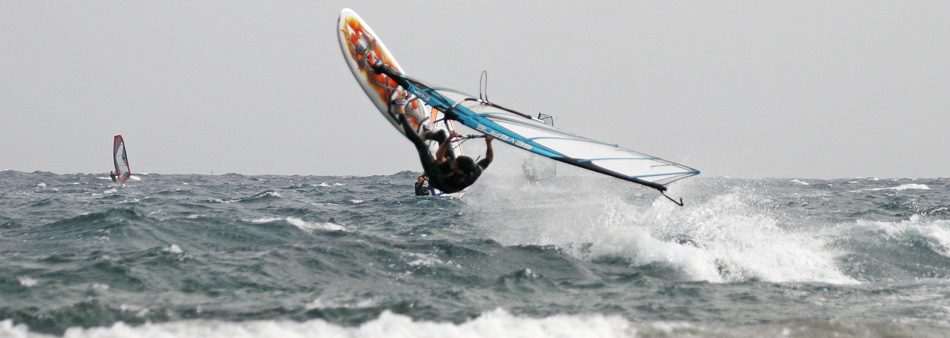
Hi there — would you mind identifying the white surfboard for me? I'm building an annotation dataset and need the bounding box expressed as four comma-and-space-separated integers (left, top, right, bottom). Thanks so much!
337, 8, 464, 196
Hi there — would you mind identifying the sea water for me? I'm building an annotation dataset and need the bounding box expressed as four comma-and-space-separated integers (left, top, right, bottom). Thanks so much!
1, 170, 948, 337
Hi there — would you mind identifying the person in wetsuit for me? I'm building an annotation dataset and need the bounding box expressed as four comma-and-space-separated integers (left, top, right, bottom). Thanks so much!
109, 171, 117, 183
396, 112, 493, 194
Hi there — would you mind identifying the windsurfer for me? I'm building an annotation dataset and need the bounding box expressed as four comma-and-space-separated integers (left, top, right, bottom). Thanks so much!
396, 112, 493, 194
109, 171, 117, 183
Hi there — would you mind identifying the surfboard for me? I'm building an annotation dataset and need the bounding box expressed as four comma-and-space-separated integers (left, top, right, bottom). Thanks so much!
337, 8, 464, 196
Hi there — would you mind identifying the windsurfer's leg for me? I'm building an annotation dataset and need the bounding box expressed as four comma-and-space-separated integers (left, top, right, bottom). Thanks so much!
400, 114, 438, 168
399, 114, 449, 189
426, 130, 447, 143
399, 114, 426, 146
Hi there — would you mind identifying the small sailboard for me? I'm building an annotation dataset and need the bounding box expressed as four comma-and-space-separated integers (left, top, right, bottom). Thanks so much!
113, 134, 132, 184
337, 8, 465, 196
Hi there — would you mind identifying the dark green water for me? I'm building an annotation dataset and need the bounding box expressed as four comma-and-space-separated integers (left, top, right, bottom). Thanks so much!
1, 170, 948, 337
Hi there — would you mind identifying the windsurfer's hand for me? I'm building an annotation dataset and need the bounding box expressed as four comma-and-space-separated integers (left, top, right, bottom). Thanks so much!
485, 135, 494, 143
449, 131, 459, 138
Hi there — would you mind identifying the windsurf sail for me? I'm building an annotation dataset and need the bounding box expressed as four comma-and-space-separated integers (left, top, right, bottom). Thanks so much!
522, 113, 557, 183
113, 135, 131, 184
371, 62, 699, 205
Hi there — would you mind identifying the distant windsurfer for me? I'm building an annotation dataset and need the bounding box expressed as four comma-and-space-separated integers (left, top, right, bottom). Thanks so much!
395, 112, 493, 194
109, 171, 117, 183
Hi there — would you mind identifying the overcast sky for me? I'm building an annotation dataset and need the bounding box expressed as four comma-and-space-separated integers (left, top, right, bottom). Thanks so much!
2, 1, 947, 178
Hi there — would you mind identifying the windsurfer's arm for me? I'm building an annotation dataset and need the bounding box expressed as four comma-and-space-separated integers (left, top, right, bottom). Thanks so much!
435, 131, 457, 164
480, 135, 494, 167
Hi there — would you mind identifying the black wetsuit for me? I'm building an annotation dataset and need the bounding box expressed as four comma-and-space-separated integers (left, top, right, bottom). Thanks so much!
425, 130, 456, 175
399, 115, 489, 194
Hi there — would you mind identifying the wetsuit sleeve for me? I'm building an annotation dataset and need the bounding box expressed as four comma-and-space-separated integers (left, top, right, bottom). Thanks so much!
477, 158, 491, 170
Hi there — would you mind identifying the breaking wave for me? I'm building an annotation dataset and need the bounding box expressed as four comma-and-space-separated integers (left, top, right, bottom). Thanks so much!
0, 309, 937, 338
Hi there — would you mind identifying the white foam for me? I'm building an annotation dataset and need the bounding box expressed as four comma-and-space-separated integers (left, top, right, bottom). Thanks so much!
250, 217, 282, 224
404, 252, 459, 269
119, 304, 151, 317
164, 244, 183, 254
0, 309, 641, 338
350, 199, 364, 204
305, 296, 377, 310
17, 277, 37, 287
465, 176, 856, 284
35, 182, 47, 188
130, 175, 142, 181
0, 315, 927, 338
848, 216, 950, 258
0, 320, 37, 338
318, 182, 331, 187
863, 184, 930, 192
285, 217, 345, 232
790, 179, 809, 185
91, 283, 109, 292
250, 217, 345, 232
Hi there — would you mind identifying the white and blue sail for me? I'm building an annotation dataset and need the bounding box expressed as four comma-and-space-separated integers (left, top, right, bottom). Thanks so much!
371, 63, 699, 204
521, 112, 557, 183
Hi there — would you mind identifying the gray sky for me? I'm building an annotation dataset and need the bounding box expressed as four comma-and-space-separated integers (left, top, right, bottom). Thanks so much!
2, 1, 948, 178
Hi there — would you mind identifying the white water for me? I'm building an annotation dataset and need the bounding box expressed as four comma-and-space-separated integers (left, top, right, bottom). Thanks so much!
250, 217, 345, 232
843, 215, 950, 258
858, 183, 930, 192
0, 310, 635, 338
790, 179, 809, 185
0, 308, 927, 338
466, 174, 855, 284
17, 277, 37, 287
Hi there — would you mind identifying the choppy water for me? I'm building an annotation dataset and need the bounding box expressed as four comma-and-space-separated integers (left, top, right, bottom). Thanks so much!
1, 170, 948, 337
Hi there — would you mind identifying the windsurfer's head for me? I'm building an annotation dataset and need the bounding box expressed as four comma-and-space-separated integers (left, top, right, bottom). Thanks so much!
453, 156, 476, 173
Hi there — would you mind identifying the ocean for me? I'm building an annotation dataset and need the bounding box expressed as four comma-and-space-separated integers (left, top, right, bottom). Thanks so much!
0, 170, 948, 337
